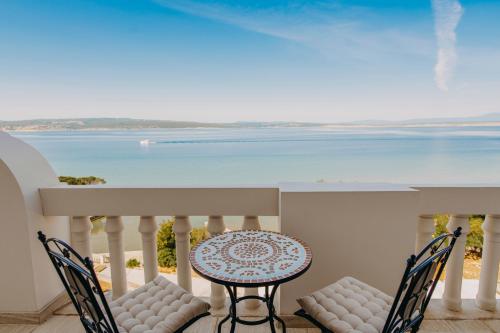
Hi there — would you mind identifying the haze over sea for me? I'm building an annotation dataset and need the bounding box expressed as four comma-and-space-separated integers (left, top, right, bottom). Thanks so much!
11, 126, 500, 252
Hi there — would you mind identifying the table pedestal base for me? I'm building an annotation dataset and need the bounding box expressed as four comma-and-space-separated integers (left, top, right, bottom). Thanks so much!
217, 284, 286, 333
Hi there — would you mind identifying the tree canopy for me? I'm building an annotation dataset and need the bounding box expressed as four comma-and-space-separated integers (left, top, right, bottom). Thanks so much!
157, 219, 208, 268
59, 176, 106, 185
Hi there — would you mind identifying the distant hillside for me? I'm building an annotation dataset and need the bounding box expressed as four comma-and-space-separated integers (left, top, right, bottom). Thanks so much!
1, 114, 500, 131
0, 118, 225, 131
0, 118, 318, 131
0, 118, 321, 131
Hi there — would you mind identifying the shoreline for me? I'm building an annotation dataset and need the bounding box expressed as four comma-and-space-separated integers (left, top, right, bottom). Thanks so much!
4, 121, 500, 132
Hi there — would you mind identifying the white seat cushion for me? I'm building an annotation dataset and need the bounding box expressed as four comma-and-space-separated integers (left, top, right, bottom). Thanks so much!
109, 276, 210, 333
297, 276, 393, 333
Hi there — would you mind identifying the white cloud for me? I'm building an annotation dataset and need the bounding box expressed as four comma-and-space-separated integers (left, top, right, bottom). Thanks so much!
154, 0, 433, 60
432, 0, 464, 91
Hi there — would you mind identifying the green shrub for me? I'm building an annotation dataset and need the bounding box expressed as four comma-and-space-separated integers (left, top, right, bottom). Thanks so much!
467, 216, 484, 257
59, 176, 106, 185
126, 258, 141, 269
433, 214, 484, 258
157, 218, 208, 268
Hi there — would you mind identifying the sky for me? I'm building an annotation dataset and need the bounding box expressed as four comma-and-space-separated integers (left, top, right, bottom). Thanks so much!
0, 0, 499, 122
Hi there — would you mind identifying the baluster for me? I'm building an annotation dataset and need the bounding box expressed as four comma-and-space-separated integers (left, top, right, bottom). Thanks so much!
242, 215, 261, 310
70, 216, 92, 259
207, 215, 226, 309
476, 214, 500, 311
173, 216, 192, 292
415, 215, 435, 253
105, 216, 127, 299
139, 216, 159, 283
443, 214, 470, 311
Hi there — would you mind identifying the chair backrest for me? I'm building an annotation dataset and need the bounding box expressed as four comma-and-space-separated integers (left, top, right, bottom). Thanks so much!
38, 231, 119, 333
382, 227, 462, 333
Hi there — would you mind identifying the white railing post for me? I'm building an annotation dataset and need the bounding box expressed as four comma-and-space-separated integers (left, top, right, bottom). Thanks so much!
416, 214, 435, 253
207, 215, 226, 309
242, 215, 261, 309
476, 214, 500, 311
70, 216, 92, 259
443, 214, 470, 311
105, 216, 127, 299
139, 216, 159, 283
173, 216, 192, 292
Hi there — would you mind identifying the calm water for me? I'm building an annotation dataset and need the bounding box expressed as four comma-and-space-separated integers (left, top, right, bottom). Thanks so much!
12, 126, 500, 184
11, 126, 500, 251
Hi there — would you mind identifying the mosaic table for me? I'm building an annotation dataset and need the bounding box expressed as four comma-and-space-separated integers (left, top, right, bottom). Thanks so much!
190, 230, 312, 333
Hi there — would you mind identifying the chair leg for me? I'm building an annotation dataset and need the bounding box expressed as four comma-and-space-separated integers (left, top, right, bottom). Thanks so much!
410, 319, 423, 333
174, 312, 211, 333
294, 309, 333, 333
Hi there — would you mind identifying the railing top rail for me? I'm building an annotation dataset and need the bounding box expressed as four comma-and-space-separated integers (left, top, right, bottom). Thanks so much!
413, 186, 500, 214
40, 186, 279, 216
40, 183, 500, 216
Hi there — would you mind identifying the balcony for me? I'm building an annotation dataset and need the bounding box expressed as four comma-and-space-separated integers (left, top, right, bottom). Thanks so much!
2, 131, 500, 332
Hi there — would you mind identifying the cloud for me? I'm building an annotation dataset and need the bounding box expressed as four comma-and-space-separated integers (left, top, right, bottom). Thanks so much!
154, 0, 433, 60
432, 0, 464, 91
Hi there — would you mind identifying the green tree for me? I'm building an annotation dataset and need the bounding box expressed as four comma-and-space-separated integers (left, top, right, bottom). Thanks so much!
59, 176, 106, 185
467, 216, 484, 257
433, 214, 484, 258
157, 218, 208, 268
157, 220, 177, 268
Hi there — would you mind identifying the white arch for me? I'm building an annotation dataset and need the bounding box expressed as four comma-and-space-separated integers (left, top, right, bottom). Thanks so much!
0, 131, 69, 320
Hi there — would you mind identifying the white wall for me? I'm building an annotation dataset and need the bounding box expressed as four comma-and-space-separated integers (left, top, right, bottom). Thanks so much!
0, 132, 69, 313
279, 183, 419, 314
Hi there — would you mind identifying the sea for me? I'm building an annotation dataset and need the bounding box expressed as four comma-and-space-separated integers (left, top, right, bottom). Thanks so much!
10, 126, 500, 252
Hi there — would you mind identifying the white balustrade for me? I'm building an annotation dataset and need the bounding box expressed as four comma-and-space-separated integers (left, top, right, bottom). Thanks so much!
50, 202, 500, 316
476, 214, 500, 311
443, 214, 470, 311
105, 216, 127, 299
139, 216, 159, 283
70, 216, 92, 259
415, 215, 435, 253
36, 181, 500, 316
173, 216, 192, 292
241, 215, 261, 310
207, 215, 226, 309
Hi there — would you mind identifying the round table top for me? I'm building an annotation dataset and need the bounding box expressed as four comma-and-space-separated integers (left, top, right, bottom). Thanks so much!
189, 230, 312, 287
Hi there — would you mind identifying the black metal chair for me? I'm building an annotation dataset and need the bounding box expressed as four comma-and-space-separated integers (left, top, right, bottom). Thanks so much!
38, 231, 210, 333
295, 227, 462, 333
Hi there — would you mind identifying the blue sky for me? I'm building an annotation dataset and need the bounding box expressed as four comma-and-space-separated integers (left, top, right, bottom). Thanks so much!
0, 0, 499, 122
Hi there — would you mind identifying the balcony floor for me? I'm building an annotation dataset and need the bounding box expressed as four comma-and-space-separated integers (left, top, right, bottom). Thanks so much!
1, 315, 500, 333
2, 300, 500, 333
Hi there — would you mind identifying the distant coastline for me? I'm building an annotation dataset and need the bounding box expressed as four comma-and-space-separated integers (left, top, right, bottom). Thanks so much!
2, 114, 500, 131
0, 118, 319, 131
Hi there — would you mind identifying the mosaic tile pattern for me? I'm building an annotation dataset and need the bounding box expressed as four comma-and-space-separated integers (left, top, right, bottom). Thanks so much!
190, 231, 312, 285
